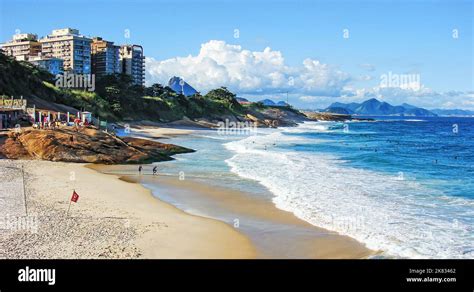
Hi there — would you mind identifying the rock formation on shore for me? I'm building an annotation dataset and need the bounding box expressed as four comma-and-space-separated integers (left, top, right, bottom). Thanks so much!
303, 111, 352, 121
0, 127, 194, 164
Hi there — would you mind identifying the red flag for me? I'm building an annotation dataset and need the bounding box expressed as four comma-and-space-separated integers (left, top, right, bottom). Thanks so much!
71, 191, 79, 203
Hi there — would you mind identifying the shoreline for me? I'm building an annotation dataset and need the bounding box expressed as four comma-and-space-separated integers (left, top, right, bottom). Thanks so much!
1, 124, 375, 259
120, 125, 375, 258
92, 167, 374, 259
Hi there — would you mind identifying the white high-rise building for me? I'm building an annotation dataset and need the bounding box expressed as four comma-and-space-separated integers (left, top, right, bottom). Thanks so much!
39, 28, 92, 74
0, 33, 41, 61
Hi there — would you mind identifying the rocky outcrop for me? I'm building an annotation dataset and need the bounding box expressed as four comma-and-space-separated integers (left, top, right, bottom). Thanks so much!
0, 127, 194, 164
304, 111, 374, 122
304, 112, 352, 121
244, 107, 308, 127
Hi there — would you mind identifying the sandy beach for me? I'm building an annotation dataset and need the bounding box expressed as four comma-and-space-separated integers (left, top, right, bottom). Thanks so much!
96, 163, 374, 259
0, 125, 374, 259
126, 119, 216, 140
0, 158, 256, 259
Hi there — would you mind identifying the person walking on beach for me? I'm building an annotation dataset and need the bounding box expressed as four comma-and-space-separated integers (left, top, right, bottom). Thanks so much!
138, 165, 143, 175
153, 166, 157, 175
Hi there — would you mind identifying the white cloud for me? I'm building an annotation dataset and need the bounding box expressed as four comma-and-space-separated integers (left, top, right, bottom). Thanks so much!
145, 40, 473, 110
146, 40, 350, 96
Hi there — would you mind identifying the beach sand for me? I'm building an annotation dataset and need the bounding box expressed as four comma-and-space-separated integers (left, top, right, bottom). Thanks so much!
130, 127, 195, 140
126, 120, 214, 140
154, 176, 374, 259
0, 159, 256, 259
93, 164, 374, 259
0, 125, 374, 259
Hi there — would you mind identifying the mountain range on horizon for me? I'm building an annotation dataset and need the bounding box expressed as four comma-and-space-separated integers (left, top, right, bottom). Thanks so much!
323, 98, 474, 117
430, 108, 474, 117
166, 78, 473, 117
258, 99, 290, 107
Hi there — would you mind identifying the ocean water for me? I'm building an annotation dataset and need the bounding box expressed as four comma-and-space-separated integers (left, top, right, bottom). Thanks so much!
146, 117, 474, 259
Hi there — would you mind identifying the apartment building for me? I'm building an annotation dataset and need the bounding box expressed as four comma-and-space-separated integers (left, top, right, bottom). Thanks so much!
29, 55, 64, 75
39, 28, 91, 74
119, 45, 145, 86
0, 33, 41, 60
91, 37, 120, 76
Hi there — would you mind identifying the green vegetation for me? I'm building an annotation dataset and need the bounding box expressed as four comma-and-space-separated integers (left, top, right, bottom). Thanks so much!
0, 53, 58, 101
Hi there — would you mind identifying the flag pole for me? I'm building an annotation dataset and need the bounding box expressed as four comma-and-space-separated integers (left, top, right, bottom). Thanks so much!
21, 164, 28, 216
66, 189, 74, 217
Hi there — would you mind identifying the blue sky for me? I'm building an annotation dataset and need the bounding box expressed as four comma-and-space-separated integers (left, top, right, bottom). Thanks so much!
0, 0, 473, 109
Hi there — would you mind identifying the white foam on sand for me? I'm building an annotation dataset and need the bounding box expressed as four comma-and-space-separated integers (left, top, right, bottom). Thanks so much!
223, 122, 474, 258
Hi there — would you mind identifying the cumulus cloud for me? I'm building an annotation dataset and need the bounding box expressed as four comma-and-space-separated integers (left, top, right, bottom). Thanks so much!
145, 40, 472, 110
146, 40, 350, 96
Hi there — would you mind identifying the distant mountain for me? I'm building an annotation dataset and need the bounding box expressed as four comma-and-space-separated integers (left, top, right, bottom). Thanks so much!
326, 98, 437, 117
259, 99, 276, 106
403, 107, 437, 117
431, 109, 474, 117
400, 103, 419, 110
258, 99, 290, 107
329, 102, 359, 113
168, 76, 198, 97
323, 107, 351, 115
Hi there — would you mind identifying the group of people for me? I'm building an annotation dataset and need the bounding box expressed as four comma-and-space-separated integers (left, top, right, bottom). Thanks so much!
32, 118, 62, 130
32, 115, 90, 131
138, 165, 158, 176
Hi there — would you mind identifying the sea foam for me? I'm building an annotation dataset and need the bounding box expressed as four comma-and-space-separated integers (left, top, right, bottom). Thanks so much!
224, 122, 474, 258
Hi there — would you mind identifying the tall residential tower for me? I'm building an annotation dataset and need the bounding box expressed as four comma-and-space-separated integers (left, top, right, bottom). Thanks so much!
119, 45, 145, 86
91, 37, 121, 76
39, 28, 92, 74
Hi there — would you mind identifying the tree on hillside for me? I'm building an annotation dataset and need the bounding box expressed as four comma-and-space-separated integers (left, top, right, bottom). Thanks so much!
204, 87, 242, 111
145, 83, 164, 97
